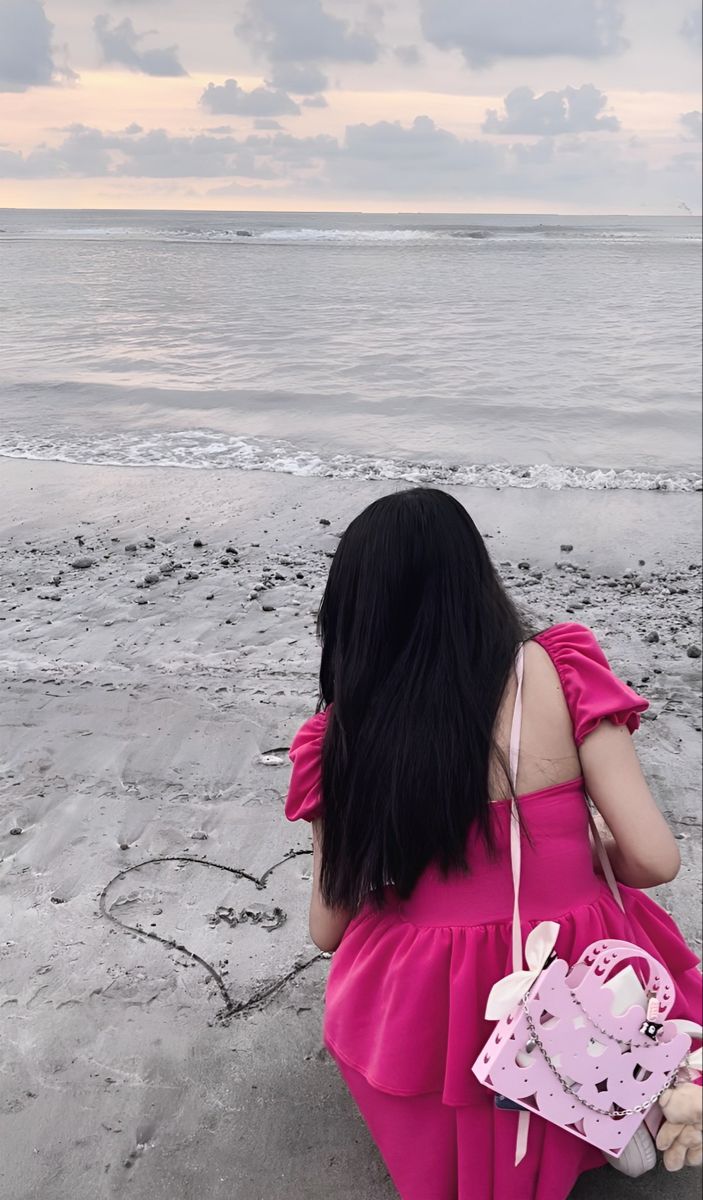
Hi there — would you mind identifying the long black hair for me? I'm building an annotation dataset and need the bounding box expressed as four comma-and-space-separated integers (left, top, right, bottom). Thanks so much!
316, 487, 530, 913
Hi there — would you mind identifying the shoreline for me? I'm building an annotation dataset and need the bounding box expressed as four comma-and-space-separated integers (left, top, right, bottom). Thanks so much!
0, 458, 701, 1200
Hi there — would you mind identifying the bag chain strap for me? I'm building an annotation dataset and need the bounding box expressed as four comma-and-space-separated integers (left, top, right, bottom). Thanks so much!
566, 984, 650, 1052
520, 999, 679, 1119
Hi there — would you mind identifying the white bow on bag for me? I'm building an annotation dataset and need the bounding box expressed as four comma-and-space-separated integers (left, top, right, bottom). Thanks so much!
485, 921, 560, 1021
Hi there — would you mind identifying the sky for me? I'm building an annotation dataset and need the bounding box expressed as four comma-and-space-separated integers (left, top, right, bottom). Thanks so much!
0, 0, 701, 213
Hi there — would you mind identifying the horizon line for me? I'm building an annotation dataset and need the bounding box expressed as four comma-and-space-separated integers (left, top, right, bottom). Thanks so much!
1, 206, 701, 218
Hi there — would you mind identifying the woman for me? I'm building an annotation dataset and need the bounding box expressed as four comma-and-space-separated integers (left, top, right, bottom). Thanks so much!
285, 487, 702, 1199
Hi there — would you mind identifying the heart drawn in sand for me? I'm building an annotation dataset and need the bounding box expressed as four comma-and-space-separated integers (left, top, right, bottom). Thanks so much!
99, 850, 328, 1021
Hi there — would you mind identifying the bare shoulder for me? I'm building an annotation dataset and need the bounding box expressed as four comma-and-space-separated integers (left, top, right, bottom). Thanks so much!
521, 635, 575, 743
523, 636, 564, 695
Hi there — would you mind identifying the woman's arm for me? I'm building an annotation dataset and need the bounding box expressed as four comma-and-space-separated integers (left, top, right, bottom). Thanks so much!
580, 721, 681, 888
307, 819, 354, 953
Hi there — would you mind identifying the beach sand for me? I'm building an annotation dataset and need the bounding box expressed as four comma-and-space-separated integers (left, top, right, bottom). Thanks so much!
0, 458, 700, 1200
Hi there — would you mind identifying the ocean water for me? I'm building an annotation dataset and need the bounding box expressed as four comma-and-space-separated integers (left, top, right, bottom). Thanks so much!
1, 209, 701, 491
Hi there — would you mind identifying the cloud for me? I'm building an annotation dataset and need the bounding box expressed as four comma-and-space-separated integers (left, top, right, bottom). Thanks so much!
237, 0, 379, 63
483, 84, 620, 135
0, 0, 76, 92
680, 110, 702, 141
680, 9, 702, 47
329, 115, 501, 192
244, 130, 338, 167
200, 78, 300, 116
93, 14, 187, 76
1, 115, 699, 212
302, 94, 328, 107
420, 0, 627, 66
394, 44, 422, 66
267, 62, 329, 93
253, 118, 284, 130
0, 122, 331, 180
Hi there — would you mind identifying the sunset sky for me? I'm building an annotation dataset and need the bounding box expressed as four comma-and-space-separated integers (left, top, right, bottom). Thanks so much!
1, 0, 701, 213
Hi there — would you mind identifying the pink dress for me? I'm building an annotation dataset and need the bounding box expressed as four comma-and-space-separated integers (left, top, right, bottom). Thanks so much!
284, 623, 702, 1200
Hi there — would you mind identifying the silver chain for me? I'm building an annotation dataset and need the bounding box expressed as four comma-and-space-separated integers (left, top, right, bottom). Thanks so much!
566, 985, 649, 1051
520, 1000, 679, 1118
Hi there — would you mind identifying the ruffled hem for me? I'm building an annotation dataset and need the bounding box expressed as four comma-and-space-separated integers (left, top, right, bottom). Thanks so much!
323, 883, 702, 1106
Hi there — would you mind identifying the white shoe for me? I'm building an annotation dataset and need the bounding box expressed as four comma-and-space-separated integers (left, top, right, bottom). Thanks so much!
605, 1125, 658, 1178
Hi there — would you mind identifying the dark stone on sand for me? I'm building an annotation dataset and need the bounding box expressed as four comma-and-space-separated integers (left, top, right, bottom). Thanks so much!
119, 842, 129, 851
686, 645, 702, 658
10, 827, 22, 836
49, 576, 61, 586
206, 592, 214, 600
136, 597, 148, 606
646, 631, 660, 643
319, 518, 331, 526
262, 604, 275, 612
225, 545, 238, 555
518, 561, 530, 570
193, 538, 203, 548
185, 571, 199, 581
144, 572, 160, 585
125, 544, 137, 553
274, 572, 285, 580
70, 557, 95, 569
235, 230, 252, 237
191, 831, 208, 840
560, 544, 573, 552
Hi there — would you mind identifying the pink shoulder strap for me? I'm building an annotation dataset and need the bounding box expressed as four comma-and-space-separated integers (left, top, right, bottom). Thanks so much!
508, 645, 525, 972
508, 643, 624, 973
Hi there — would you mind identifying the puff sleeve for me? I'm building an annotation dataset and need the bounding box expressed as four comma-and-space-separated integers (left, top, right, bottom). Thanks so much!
534, 622, 649, 747
284, 710, 328, 822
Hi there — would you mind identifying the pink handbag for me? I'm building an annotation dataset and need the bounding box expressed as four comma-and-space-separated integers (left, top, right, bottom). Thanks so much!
472, 644, 696, 1163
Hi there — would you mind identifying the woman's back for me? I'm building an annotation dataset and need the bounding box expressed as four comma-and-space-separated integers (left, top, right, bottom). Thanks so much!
286, 621, 699, 1106
489, 634, 580, 802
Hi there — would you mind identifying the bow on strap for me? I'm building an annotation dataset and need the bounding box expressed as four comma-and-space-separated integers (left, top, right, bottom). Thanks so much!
485, 921, 560, 1021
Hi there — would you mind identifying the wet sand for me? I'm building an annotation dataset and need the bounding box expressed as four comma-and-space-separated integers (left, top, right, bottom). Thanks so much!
0, 459, 701, 1200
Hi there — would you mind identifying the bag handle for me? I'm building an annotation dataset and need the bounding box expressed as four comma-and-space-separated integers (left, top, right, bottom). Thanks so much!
577, 939, 675, 1001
